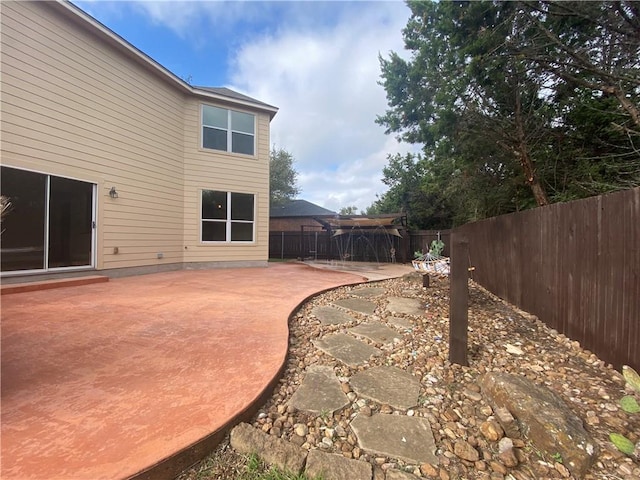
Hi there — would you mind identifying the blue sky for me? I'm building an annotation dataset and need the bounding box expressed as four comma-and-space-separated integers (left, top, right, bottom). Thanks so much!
75, 1, 418, 212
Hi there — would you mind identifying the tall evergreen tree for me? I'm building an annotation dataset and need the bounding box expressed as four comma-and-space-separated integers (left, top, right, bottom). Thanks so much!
375, 1, 640, 226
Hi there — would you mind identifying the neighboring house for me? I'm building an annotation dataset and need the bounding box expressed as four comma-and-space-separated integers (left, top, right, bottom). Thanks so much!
268, 199, 335, 260
0, 1, 278, 279
269, 199, 336, 232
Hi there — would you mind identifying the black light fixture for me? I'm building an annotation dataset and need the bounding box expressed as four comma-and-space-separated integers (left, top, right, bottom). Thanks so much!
109, 186, 118, 199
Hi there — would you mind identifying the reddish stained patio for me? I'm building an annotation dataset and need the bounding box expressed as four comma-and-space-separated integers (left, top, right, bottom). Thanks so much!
1, 263, 365, 480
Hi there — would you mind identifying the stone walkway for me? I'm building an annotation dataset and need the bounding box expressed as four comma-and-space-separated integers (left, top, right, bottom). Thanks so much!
224, 268, 639, 480
232, 284, 436, 480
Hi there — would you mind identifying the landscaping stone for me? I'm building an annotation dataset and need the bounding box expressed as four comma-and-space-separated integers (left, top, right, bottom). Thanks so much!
497, 437, 519, 468
385, 469, 421, 480
401, 272, 423, 284
333, 297, 377, 315
386, 316, 413, 330
481, 372, 599, 478
350, 287, 387, 298
312, 305, 357, 326
479, 420, 504, 442
349, 322, 401, 344
313, 333, 381, 367
419, 464, 438, 477
385, 297, 423, 316
234, 276, 634, 480
494, 406, 520, 438
288, 365, 349, 414
230, 423, 306, 473
349, 366, 420, 410
305, 449, 372, 480
350, 413, 437, 464
453, 440, 480, 462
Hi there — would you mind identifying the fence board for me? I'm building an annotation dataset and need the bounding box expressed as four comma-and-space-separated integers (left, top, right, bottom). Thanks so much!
458, 187, 639, 372
410, 230, 451, 257
269, 230, 403, 262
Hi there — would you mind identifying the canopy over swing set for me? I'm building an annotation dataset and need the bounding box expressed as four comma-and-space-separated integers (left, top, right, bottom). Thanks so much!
313, 214, 407, 263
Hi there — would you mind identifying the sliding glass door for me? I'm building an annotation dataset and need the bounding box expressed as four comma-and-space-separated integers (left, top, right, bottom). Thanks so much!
1, 167, 95, 273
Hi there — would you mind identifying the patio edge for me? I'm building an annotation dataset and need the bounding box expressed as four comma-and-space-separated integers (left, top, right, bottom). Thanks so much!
128, 278, 367, 480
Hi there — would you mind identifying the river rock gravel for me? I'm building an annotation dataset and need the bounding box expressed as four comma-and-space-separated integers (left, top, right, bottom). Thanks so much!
178, 274, 640, 480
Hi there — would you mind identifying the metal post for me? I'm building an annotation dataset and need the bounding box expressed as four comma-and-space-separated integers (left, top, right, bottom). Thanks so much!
449, 233, 469, 366
300, 225, 304, 259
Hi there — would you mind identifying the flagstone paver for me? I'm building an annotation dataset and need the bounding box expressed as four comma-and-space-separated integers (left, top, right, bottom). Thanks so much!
313, 334, 381, 367
386, 297, 424, 316
386, 470, 421, 480
230, 423, 306, 473
349, 366, 421, 410
386, 316, 414, 330
305, 450, 372, 480
349, 287, 387, 298
350, 413, 438, 464
332, 298, 377, 315
312, 306, 357, 326
288, 366, 349, 414
348, 322, 400, 344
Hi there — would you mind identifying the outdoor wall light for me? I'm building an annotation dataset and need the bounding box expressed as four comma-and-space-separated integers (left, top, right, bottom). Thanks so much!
109, 186, 119, 199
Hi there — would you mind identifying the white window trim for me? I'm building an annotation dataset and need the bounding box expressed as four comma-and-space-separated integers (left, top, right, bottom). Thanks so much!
200, 190, 256, 243
201, 105, 256, 156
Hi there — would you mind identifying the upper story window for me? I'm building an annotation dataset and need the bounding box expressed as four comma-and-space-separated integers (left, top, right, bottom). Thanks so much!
202, 105, 255, 156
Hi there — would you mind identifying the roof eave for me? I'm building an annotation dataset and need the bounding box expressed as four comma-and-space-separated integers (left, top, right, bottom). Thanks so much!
191, 88, 278, 119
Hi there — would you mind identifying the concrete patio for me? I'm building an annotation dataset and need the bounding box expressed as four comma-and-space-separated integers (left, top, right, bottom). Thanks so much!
1, 263, 375, 480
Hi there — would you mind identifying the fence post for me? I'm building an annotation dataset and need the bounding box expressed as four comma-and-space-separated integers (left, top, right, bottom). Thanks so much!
449, 233, 469, 366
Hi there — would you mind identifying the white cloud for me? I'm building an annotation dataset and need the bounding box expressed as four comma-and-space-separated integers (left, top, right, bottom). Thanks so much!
82, 0, 419, 212
227, 2, 419, 211
129, 0, 273, 41
296, 136, 418, 213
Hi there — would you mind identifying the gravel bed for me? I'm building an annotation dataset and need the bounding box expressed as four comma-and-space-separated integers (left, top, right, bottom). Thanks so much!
180, 275, 640, 480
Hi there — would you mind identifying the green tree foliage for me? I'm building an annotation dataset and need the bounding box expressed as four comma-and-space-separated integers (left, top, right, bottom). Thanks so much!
339, 205, 359, 215
367, 153, 454, 229
270, 147, 301, 206
374, 0, 640, 228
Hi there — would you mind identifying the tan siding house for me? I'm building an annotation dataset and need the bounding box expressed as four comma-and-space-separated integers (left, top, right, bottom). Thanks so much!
0, 1, 277, 278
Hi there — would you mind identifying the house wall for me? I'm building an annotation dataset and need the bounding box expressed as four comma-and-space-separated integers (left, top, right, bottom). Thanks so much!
182, 98, 271, 265
1, 1, 185, 271
1, 1, 273, 275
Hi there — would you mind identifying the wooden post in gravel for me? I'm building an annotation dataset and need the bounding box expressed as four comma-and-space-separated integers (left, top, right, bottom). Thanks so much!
449, 233, 469, 366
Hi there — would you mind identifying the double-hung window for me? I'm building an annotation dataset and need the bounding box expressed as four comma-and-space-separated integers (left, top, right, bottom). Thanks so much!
202, 105, 255, 155
201, 190, 255, 242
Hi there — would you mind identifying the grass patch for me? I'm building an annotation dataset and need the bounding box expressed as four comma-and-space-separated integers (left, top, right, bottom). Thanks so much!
240, 453, 319, 480
175, 438, 321, 480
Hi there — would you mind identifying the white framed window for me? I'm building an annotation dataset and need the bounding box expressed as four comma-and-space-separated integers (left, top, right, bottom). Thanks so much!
201, 190, 255, 242
202, 105, 255, 155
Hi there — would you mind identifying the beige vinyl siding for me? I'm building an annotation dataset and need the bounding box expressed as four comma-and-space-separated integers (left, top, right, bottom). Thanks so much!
182, 98, 270, 263
1, 1, 186, 270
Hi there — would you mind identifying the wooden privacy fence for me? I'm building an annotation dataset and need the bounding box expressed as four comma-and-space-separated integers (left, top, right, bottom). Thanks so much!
410, 230, 452, 257
456, 187, 640, 372
269, 230, 404, 263
270, 229, 451, 262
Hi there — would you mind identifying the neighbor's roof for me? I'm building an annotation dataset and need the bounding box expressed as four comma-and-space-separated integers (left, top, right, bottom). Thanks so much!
270, 200, 336, 218
53, 1, 278, 118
